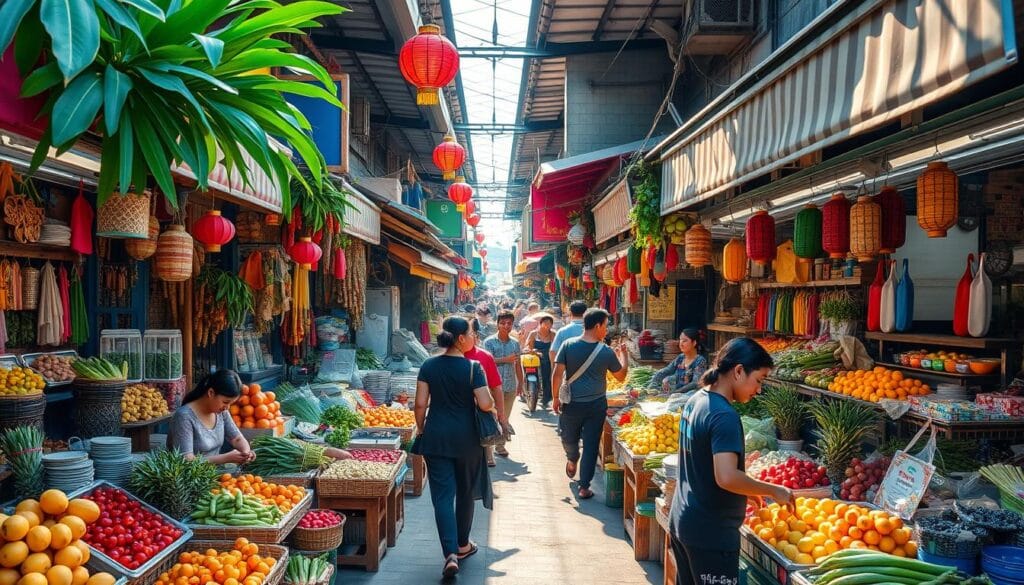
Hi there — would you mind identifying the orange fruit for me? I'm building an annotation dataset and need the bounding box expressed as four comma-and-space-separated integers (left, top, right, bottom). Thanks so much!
59, 517, 86, 542
863, 529, 881, 545
1, 516, 30, 542
874, 517, 893, 535
65, 501, 99, 525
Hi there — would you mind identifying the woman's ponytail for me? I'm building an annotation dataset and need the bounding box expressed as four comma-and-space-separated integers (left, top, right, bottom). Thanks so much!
437, 330, 456, 348
699, 366, 721, 387
437, 315, 470, 348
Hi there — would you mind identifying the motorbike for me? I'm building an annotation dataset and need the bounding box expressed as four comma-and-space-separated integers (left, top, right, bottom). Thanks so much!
520, 352, 542, 413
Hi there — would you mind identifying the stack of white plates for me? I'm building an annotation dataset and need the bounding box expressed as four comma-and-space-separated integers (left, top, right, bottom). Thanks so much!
43, 451, 94, 492
89, 437, 133, 486
362, 370, 392, 404
38, 223, 71, 246
936, 384, 968, 401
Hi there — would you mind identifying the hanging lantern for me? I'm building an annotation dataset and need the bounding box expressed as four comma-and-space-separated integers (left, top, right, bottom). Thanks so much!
290, 237, 323, 270
475, 233, 485, 244
653, 248, 667, 282
684, 224, 712, 267
466, 213, 481, 228
479, 248, 487, 258
793, 204, 823, 262
398, 24, 460, 106
722, 238, 748, 283
483, 261, 488, 272
154, 225, 193, 282
266, 214, 281, 227
665, 244, 680, 271
602, 264, 616, 286
192, 210, 236, 253
822, 193, 851, 259
432, 135, 466, 180
447, 176, 473, 212
125, 216, 159, 261
849, 195, 881, 262
463, 199, 476, 216
877, 186, 906, 253
916, 161, 958, 238
614, 256, 628, 285
745, 211, 776, 265
567, 221, 586, 245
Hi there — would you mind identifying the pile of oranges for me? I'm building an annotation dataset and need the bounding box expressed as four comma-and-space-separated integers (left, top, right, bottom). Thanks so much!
228, 384, 284, 431
0, 490, 115, 585
155, 538, 274, 585
358, 406, 415, 428
827, 367, 931, 403
745, 497, 917, 564
215, 475, 305, 513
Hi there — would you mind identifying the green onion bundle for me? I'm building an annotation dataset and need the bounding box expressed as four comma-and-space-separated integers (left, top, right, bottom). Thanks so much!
245, 436, 330, 476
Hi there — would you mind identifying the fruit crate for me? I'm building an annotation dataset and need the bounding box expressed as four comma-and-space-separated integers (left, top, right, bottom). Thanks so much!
67, 481, 194, 585
740, 524, 813, 585
187, 487, 313, 544
316, 452, 407, 498
0, 354, 23, 369
22, 350, 78, 387
186, 540, 288, 585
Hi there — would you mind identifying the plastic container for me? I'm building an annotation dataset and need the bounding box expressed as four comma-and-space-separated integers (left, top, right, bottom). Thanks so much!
100, 329, 143, 382
982, 545, 1024, 584
604, 466, 624, 508
144, 329, 183, 381
919, 548, 977, 576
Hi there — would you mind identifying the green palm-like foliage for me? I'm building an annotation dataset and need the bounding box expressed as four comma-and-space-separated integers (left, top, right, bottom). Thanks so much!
0, 0, 346, 210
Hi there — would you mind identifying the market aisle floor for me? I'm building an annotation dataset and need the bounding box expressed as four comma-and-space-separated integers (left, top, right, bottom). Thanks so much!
337, 402, 664, 585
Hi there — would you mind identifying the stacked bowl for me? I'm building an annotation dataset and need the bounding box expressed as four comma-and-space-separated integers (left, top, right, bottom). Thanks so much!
89, 436, 134, 485
42, 450, 95, 492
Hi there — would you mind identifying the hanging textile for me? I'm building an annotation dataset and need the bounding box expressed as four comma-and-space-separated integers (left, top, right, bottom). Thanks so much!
58, 265, 71, 344
36, 262, 63, 346
70, 183, 95, 255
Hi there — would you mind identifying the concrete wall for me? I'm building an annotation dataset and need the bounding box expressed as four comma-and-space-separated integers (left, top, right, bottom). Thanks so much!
564, 48, 676, 156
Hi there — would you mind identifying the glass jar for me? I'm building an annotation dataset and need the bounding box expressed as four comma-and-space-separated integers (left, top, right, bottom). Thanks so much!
143, 329, 183, 381
100, 329, 143, 382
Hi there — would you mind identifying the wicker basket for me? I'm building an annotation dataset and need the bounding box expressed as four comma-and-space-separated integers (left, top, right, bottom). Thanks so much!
0, 393, 45, 433
73, 379, 126, 438
316, 452, 406, 498
185, 541, 288, 585
154, 225, 193, 282
291, 510, 345, 552
126, 216, 160, 260
97, 190, 151, 239
188, 490, 313, 544
21, 267, 39, 310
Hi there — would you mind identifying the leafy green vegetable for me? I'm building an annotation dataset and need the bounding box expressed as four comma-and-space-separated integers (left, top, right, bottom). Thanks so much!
627, 160, 662, 248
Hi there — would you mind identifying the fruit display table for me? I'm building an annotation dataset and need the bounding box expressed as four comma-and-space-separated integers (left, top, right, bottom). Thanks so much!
613, 437, 663, 561
121, 413, 172, 452
317, 494, 388, 572
600, 418, 615, 465
386, 479, 405, 547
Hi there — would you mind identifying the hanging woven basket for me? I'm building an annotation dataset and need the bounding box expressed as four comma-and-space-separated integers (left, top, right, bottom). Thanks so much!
916, 161, 958, 238
96, 190, 151, 239
126, 216, 160, 260
850, 195, 881, 262
22, 267, 40, 310
684, 224, 712, 267
155, 225, 194, 282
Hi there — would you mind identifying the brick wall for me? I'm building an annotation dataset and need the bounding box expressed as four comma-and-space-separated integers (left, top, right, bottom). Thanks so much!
984, 167, 1024, 244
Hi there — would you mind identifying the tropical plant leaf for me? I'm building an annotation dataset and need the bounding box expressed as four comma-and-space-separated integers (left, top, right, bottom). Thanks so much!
191, 33, 223, 67
117, 0, 164, 20
132, 114, 176, 204
94, 0, 146, 47
13, 9, 44, 76
40, 0, 101, 81
148, 62, 237, 95
19, 62, 62, 97
51, 71, 104, 146
116, 113, 134, 199
136, 67, 208, 127
146, 0, 230, 47
0, 0, 35, 56
103, 63, 132, 135
98, 134, 119, 198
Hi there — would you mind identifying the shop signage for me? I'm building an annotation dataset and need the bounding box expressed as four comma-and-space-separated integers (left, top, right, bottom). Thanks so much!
280, 74, 350, 174
425, 200, 465, 239
646, 285, 676, 322
660, 0, 1018, 215
530, 185, 577, 244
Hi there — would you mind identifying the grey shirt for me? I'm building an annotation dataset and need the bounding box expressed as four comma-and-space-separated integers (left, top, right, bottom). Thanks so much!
170, 405, 241, 459
483, 335, 520, 393
554, 338, 622, 402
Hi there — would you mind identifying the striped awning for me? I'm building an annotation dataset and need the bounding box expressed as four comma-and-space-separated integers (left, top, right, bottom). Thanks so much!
659, 0, 1018, 215
593, 179, 632, 244
338, 179, 381, 245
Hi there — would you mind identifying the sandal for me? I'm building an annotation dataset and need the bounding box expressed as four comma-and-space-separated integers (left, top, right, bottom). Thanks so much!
457, 542, 478, 560
578, 487, 595, 499
565, 460, 577, 479
443, 555, 459, 578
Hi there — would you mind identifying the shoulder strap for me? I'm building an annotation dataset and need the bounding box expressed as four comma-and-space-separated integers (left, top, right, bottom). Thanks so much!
567, 343, 604, 384
468, 359, 476, 387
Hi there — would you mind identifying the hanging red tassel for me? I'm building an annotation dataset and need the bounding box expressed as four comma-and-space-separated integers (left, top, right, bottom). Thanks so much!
665, 244, 679, 271
312, 229, 323, 245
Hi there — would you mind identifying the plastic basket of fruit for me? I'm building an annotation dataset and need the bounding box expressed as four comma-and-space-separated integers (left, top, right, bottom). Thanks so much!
22, 350, 79, 387
66, 481, 193, 581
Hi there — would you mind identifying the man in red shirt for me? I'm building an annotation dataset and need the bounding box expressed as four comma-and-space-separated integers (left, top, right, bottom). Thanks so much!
467, 319, 507, 467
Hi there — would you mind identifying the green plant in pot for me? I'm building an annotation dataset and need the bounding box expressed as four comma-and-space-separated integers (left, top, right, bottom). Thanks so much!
756, 384, 807, 444
808, 399, 878, 486
1, 0, 346, 211
819, 291, 862, 338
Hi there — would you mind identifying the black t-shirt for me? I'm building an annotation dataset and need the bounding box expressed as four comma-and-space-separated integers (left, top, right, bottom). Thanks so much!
416, 356, 487, 458
670, 389, 746, 551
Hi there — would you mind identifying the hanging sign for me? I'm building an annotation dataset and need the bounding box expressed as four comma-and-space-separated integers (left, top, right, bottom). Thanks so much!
646, 285, 676, 322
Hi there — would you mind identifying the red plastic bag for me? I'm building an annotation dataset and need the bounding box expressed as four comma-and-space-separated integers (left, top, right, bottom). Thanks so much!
953, 253, 974, 336
867, 261, 885, 331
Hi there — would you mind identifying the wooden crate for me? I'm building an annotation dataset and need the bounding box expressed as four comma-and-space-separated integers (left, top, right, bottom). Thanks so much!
319, 494, 388, 572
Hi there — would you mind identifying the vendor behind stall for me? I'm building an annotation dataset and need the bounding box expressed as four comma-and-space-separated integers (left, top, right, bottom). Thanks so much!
169, 370, 256, 465
649, 328, 709, 395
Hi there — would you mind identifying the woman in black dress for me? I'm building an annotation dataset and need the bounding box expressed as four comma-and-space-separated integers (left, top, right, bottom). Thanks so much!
414, 316, 496, 577
525, 313, 555, 408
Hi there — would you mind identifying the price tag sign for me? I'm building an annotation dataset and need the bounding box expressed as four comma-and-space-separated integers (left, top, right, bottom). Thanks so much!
873, 424, 936, 519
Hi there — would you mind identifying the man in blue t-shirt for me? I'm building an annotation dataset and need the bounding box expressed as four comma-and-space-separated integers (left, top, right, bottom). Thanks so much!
549, 300, 587, 364
552, 308, 628, 499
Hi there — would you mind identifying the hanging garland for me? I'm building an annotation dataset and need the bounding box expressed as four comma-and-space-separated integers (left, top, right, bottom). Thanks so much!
627, 161, 662, 249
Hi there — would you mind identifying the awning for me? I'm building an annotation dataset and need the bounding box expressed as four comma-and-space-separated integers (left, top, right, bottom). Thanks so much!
593, 179, 632, 244
657, 0, 1018, 215
530, 137, 663, 244
387, 241, 457, 284
592, 240, 633, 267
171, 139, 288, 213
337, 178, 381, 245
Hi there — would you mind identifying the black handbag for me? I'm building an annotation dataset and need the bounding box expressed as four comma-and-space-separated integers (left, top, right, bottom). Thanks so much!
469, 360, 503, 447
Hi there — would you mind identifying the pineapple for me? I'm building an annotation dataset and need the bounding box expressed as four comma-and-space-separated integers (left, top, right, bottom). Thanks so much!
757, 384, 808, 441
808, 400, 879, 486
0, 426, 44, 498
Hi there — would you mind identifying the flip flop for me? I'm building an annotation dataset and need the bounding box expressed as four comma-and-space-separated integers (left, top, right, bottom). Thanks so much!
443, 555, 459, 578
487, 459, 496, 467
495, 448, 509, 457
565, 460, 577, 479
578, 487, 595, 499
457, 542, 478, 560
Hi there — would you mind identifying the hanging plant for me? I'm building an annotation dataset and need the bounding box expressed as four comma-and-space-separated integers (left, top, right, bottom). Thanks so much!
627, 161, 661, 249
291, 172, 355, 235
2, 0, 346, 211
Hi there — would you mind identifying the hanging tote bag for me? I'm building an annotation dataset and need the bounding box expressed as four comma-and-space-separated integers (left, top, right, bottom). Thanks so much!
874, 422, 937, 519
895, 258, 914, 332
558, 343, 603, 405
469, 361, 503, 447
879, 260, 898, 333
968, 253, 992, 337
952, 254, 974, 337
867, 261, 885, 332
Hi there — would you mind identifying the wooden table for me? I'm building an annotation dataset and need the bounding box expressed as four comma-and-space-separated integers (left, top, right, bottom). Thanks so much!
600, 419, 615, 465
121, 413, 173, 452
655, 498, 676, 585
318, 494, 388, 572
613, 438, 663, 561
386, 480, 405, 547
404, 454, 427, 497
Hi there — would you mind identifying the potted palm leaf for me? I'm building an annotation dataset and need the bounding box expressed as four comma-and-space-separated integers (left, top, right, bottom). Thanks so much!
808, 400, 879, 487
757, 384, 807, 451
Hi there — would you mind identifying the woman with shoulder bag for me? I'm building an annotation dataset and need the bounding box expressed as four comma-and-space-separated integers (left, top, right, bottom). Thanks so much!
414, 316, 497, 578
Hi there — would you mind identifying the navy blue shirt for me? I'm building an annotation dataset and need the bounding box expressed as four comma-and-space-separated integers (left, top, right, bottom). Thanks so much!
670, 389, 746, 551
416, 356, 487, 458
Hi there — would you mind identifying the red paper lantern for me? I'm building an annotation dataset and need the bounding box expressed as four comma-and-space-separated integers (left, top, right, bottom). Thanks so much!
289, 236, 322, 270
475, 233, 485, 244
399, 24, 460, 106
479, 248, 487, 258
745, 211, 776, 265
877, 186, 906, 253
822, 193, 851, 259
192, 210, 236, 253
613, 257, 628, 286
432, 135, 466, 180
447, 176, 473, 212
464, 199, 476, 216
466, 213, 481, 228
